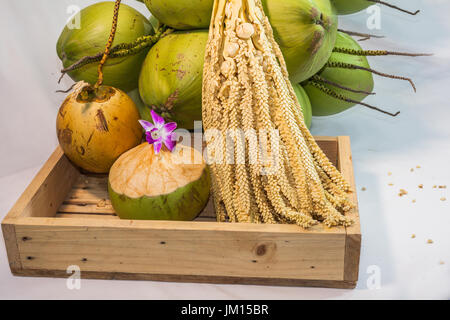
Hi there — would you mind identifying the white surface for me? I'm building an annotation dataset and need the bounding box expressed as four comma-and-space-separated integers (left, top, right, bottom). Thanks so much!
0, 0, 449, 299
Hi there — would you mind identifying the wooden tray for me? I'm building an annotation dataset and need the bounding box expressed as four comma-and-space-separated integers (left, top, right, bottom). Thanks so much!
2, 136, 361, 288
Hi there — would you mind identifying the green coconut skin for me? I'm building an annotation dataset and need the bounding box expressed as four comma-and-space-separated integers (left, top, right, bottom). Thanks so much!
304, 32, 374, 116
57, 2, 153, 92
139, 30, 208, 130
144, 0, 213, 30
142, 0, 337, 84
109, 167, 211, 221
263, 0, 338, 83
331, 0, 372, 15
293, 84, 313, 129
139, 30, 317, 129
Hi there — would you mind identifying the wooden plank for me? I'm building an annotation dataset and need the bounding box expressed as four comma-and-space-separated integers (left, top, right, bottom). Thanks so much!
316, 138, 338, 168
2, 147, 80, 220
59, 203, 115, 215
55, 213, 118, 219
1, 223, 22, 273
15, 219, 346, 281
54, 213, 216, 222
337, 136, 361, 283
11, 268, 356, 289
2, 147, 80, 274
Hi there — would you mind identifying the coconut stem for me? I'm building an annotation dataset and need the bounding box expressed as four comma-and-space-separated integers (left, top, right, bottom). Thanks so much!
55, 82, 77, 93
308, 81, 400, 117
333, 47, 432, 57
311, 75, 375, 95
58, 28, 171, 84
326, 61, 417, 92
367, 0, 420, 16
338, 29, 385, 42
94, 0, 121, 90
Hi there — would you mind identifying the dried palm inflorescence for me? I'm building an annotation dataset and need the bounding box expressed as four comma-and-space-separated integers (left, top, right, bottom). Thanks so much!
202, 0, 354, 228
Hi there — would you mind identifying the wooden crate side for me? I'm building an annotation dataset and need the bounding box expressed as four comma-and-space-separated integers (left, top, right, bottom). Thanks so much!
11, 268, 356, 289
1, 223, 22, 273
316, 138, 339, 168
2, 147, 79, 274
337, 136, 361, 283
2, 147, 80, 221
14, 220, 346, 281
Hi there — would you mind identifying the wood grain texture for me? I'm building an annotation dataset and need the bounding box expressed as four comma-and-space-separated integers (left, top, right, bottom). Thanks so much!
337, 136, 362, 282
11, 268, 356, 289
2, 137, 360, 288
3, 147, 79, 220
15, 220, 346, 281
1, 223, 22, 273
2, 147, 79, 275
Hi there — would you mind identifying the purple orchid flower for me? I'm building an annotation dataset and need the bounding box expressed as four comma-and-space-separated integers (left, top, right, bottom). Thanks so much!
139, 110, 177, 154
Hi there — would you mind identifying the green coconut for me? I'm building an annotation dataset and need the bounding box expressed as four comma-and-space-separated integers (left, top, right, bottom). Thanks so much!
304, 32, 374, 116
143, 0, 337, 83
263, 0, 337, 83
331, 0, 420, 16
144, 0, 213, 30
57, 2, 153, 92
139, 30, 208, 130
330, 0, 371, 15
109, 143, 211, 221
293, 83, 313, 129
139, 30, 318, 129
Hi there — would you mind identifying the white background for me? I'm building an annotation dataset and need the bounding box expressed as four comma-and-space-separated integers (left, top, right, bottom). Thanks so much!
0, 0, 449, 299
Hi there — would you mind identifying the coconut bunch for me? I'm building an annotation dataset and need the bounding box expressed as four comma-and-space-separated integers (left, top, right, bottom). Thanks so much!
57, 0, 427, 125
57, 0, 338, 129
53, 0, 430, 225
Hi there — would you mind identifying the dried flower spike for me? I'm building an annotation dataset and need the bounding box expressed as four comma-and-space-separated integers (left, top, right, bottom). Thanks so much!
202, 0, 353, 227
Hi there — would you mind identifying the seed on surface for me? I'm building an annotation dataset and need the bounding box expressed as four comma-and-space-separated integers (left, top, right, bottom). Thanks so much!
97, 199, 106, 208
433, 185, 437, 189
439, 185, 447, 189
418, 184, 423, 189
225, 42, 239, 58
399, 189, 408, 197
439, 261, 445, 265
416, 165, 421, 169
412, 199, 416, 203
440, 197, 447, 202
388, 172, 392, 176
361, 187, 366, 191
236, 23, 255, 39
427, 239, 434, 244
411, 234, 416, 239
410, 168, 414, 172
388, 183, 394, 186
220, 60, 235, 76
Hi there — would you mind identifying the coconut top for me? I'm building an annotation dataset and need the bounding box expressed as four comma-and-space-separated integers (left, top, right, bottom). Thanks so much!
109, 143, 207, 198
